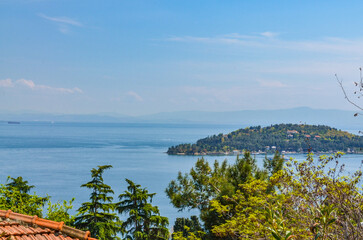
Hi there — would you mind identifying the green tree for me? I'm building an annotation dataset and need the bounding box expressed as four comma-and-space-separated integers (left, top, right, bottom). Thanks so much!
172, 225, 205, 240
117, 179, 169, 240
166, 152, 273, 238
46, 198, 76, 226
172, 216, 204, 239
209, 152, 363, 239
210, 178, 276, 239
75, 165, 122, 240
0, 176, 48, 217
0, 176, 75, 223
6, 176, 34, 194
266, 152, 363, 239
263, 151, 285, 178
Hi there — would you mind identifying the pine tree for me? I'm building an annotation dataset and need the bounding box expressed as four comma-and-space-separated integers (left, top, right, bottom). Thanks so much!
117, 179, 169, 240
75, 165, 122, 240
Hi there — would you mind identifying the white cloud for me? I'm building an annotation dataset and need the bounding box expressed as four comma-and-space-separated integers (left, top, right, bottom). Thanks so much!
1, 78, 82, 94
126, 91, 143, 102
166, 33, 363, 55
16, 79, 35, 88
38, 14, 83, 26
166, 35, 263, 47
39, 13, 83, 34
260, 31, 279, 38
222, 33, 260, 39
0, 79, 14, 87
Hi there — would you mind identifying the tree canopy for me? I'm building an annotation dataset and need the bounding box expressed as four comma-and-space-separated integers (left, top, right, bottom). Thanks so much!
117, 178, 169, 240
74, 165, 123, 240
166, 151, 284, 238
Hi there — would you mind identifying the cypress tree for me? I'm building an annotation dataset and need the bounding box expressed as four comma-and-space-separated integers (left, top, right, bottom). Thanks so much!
117, 179, 169, 240
75, 165, 122, 240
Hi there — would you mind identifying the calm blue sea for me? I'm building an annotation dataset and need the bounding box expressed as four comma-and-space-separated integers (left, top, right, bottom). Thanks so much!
0, 121, 362, 225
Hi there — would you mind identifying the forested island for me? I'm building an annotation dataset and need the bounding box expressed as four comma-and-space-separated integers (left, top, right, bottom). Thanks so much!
167, 123, 363, 155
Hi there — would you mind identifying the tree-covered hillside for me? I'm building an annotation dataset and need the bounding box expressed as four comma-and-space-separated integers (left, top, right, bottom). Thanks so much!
167, 124, 363, 155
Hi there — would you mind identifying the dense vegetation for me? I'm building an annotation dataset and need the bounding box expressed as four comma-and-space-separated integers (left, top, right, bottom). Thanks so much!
166, 151, 363, 239
3, 151, 363, 239
167, 124, 363, 155
0, 166, 168, 240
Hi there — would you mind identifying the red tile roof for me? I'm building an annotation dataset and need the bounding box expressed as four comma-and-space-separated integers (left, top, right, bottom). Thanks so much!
0, 210, 97, 240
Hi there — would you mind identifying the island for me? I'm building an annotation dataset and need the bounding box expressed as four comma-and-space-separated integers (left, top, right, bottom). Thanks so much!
167, 124, 363, 155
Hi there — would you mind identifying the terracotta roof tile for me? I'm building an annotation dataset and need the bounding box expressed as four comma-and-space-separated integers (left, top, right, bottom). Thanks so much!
0, 210, 97, 240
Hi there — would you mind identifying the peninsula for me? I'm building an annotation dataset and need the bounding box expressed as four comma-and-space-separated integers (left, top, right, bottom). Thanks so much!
167, 124, 363, 155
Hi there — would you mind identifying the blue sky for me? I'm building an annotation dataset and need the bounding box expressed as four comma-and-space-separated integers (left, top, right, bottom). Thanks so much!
2, 0, 363, 115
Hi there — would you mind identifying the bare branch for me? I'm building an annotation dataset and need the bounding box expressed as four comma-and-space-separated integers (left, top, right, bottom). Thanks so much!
336, 74, 363, 112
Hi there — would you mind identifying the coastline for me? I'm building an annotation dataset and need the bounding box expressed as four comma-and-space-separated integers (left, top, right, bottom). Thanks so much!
167, 150, 363, 156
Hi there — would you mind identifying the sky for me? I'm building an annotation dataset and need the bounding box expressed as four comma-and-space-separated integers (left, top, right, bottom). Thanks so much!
2, 0, 363, 115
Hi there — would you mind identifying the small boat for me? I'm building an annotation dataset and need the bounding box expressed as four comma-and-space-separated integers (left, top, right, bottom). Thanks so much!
8, 121, 20, 124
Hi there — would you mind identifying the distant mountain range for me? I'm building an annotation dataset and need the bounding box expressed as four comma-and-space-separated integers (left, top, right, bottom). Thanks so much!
0, 107, 362, 130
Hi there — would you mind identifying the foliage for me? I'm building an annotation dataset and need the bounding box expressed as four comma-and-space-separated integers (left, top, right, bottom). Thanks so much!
172, 216, 204, 239
166, 152, 267, 211
172, 225, 205, 240
166, 152, 283, 238
1, 151, 362, 240
0, 167, 169, 240
46, 198, 76, 226
117, 179, 169, 240
211, 178, 274, 239
167, 124, 363, 155
267, 152, 363, 239
75, 165, 122, 240
6, 176, 34, 194
210, 152, 363, 239
0, 176, 48, 217
0, 176, 76, 225
264, 151, 285, 178
265, 203, 297, 240
168, 149, 363, 239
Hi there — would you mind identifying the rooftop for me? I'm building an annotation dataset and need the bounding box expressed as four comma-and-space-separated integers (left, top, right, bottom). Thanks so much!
0, 209, 97, 240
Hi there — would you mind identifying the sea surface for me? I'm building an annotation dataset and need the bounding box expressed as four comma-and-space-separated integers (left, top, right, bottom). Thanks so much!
0, 121, 362, 226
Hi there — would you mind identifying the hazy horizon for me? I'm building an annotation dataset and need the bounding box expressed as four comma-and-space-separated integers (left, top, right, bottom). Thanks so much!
0, 106, 357, 116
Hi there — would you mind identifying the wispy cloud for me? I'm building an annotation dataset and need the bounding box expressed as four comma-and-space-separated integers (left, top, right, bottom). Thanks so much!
38, 14, 82, 26
166, 35, 262, 46
260, 31, 279, 38
0, 78, 83, 94
17, 79, 35, 88
166, 33, 363, 55
39, 13, 83, 34
0, 79, 14, 87
126, 91, 143, 102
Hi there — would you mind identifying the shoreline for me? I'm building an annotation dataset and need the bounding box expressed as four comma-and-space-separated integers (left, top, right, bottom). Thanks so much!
167, 151, 363, 156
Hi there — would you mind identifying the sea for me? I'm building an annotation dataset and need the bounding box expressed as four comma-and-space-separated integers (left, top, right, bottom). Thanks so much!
0, 121, 362, 226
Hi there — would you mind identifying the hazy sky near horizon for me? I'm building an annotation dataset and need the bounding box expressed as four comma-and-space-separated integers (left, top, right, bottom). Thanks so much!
2, 0, 363, 115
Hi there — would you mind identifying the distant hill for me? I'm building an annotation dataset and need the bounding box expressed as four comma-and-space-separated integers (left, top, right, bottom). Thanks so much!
140, 107, 363, 129
0, 107, 362, 130
167, 124, 363, 155
0, 112, 134, 123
